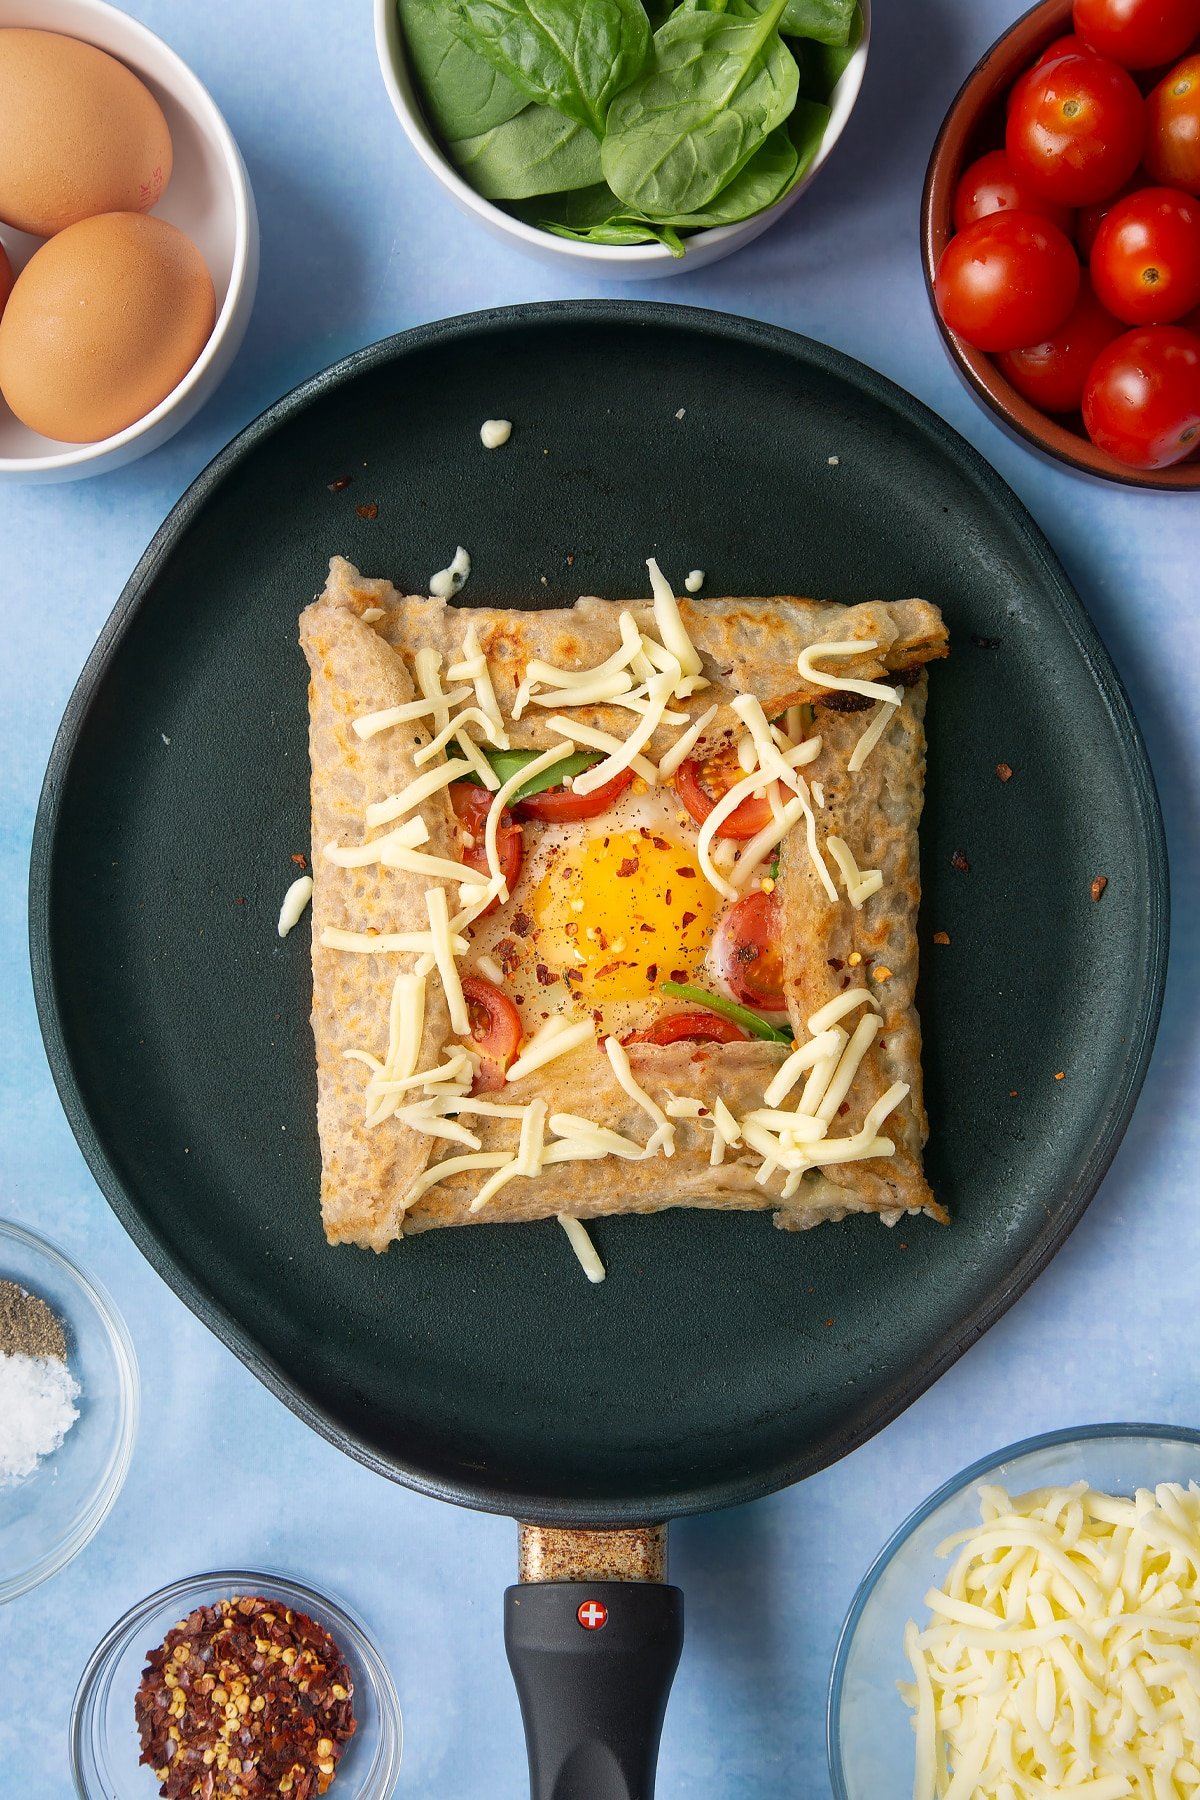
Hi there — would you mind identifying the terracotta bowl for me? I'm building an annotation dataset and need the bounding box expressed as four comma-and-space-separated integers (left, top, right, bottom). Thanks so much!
921, 0, 1200, 491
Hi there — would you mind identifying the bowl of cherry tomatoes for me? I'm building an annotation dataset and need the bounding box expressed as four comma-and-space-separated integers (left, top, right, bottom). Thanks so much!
922, 0, 1200, 488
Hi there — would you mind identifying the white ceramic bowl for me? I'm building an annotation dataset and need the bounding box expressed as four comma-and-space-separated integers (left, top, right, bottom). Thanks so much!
0, 0, 259, 481
374, 0, 870, 277
0, 1218, 139, 1604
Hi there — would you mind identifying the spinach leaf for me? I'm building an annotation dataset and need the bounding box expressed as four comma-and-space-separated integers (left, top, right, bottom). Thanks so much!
545, 217, 687, 254
779, 0, 856, 46
659, 982, 794, 1044
397, 0, 526, 140
779, 96, 830, 194
449, 104, 603, 199
447, 0, 650, 135
651, 124, 797, 226
789, 3, 862, 96
602, 0, 799, 219
452, 747, 604, 801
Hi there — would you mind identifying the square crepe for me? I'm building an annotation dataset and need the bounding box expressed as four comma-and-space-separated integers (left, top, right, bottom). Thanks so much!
300, 556, 948, 1257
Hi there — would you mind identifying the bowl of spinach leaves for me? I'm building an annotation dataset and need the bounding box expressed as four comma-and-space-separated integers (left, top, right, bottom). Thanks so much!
375, 0, 870, 274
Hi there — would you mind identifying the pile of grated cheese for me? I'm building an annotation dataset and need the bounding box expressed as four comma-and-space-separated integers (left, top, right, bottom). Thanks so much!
900, 1478, 1200, 1800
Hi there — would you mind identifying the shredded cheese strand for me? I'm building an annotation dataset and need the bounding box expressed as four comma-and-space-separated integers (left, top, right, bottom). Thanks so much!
424, 886, 469, 1036
646, 558, 704, 680
826, 834, 884, 910
321, 926, 468, 956
847, 697, 900, 773
604, 1037, 674, 1158
365, 760, 469, 827
558, 1215, 606, 1282
542, 715, 659, 785
506, 1017, 595, 1083
796, 638, 903, 705
657, 702, 719, 779
353, 688, 472, 739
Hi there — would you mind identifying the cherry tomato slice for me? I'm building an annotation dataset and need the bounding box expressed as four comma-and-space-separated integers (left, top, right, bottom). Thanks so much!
952, 149, 1075, 234
995, 274, 1125, 410
1146, 54, 1200, 194
1007, 52, 1145, 207
461, 975, 522, 1090
450, 782, 523, 917
710, 890, 786, 1010
627, 1011, 748, 1047
1073, 0, 1200, 71
674, 751, 778, 840
934, 212, 1081, 352
1083, 322, 1200, 466
512, 766, 634, 823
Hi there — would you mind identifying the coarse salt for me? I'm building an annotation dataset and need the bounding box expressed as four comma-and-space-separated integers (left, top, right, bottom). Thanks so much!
0, 1352, 80, 1486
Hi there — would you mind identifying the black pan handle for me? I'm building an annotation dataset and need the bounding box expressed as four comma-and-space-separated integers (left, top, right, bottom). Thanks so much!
504, 1579, 684, 1800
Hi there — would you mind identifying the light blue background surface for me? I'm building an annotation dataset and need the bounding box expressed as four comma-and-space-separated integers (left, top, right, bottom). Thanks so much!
1, 2, 1196, 1794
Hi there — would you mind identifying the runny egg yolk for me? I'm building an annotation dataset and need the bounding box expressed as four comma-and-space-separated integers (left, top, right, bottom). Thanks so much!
528, 828, 719, 1002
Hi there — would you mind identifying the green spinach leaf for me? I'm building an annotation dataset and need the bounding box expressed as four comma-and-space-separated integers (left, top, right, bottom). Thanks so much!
651, 124, 797, 225
397, 0, 526, 140
451, 747, 604, 800
545, 217, 687, 254
447, 0, 650, 135
779, 96, 830, 193
449, 103, 604, 199
516, 182, 686, 253
789, 3, 862, 96
602, 0, 799, 219
779, 0, 856, 46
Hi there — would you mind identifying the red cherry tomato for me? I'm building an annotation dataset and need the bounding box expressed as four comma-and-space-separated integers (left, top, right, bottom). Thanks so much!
934, 212, 1081, 352
952, 149, 1074, 234
995, 275, 1125, 411
1007, 52, 1145, 206
710, 890, 786, 1010
1076, 176, 1144, 257
1083, 322, 1200, 464
1090, 187, 1200, 321
1146, 54, 1200, 193
674, 750, 778, 841
1007, 36, 1092, 116
451, 782, 523, 917
512, 765, 633, 823
1073, 0, 1200, 70
461, 975, 523, 1090
626, 1011, 748, 1047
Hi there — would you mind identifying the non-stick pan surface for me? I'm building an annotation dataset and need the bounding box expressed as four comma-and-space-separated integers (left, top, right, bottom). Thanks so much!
30, 303, 1166, 1526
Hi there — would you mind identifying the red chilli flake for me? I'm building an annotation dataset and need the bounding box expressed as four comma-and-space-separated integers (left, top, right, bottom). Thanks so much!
950, 849, 971, 873
290, 853, 308, 869
616, 857, 639, 878
675, 867, 696, 879
1091, 875, 1108, 902
326, 476, 352, 493
133, 1595, 356, 1799
354, 502, 379, 521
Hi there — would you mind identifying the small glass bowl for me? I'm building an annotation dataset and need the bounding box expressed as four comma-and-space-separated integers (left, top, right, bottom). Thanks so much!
71, 1568, 403, 1799
827, 1424, 1200, 1798
0, 1217, 139, 1603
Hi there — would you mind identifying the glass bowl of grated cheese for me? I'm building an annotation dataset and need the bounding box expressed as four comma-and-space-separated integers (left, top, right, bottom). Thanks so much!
0, 1218, 139, 1603
828, 1424, 1200, 1800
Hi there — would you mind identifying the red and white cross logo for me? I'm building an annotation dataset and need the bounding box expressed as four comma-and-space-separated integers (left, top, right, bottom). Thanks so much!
577, 1599, 608, 1631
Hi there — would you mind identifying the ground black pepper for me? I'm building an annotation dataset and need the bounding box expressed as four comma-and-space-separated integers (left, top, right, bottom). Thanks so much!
0, 1279, 67, 1360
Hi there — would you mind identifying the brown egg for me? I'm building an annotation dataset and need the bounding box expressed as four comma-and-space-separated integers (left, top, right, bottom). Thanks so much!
0, 212, 215, 443
0, 238, 12, 321
0, 29, 173, 237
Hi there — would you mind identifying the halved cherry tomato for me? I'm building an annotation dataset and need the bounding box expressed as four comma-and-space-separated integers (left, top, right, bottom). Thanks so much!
1073, 0, 1200, 71
674, 750, 779, 840
461, 975, 522, 1090
952, 149, 1075, 234
1007, 52, 1145, 206
1083, 322, 1200, 465
512, 766, 633, 823
627, 1011, 748, 1047
995, 274, 1125, 410
451, 782, 523, 917
711, 890, 786, 1010
934, 212, 1081, 352
1146, 54, 1200, 193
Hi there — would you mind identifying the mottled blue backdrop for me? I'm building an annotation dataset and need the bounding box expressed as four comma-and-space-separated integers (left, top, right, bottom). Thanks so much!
1, 2, 1196, 1794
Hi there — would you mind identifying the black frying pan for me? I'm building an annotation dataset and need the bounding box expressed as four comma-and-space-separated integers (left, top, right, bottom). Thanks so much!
30, 304, 1166, 1796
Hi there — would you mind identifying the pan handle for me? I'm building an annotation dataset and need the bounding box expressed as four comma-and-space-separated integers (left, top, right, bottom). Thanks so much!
504, 1525, 683, 1800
